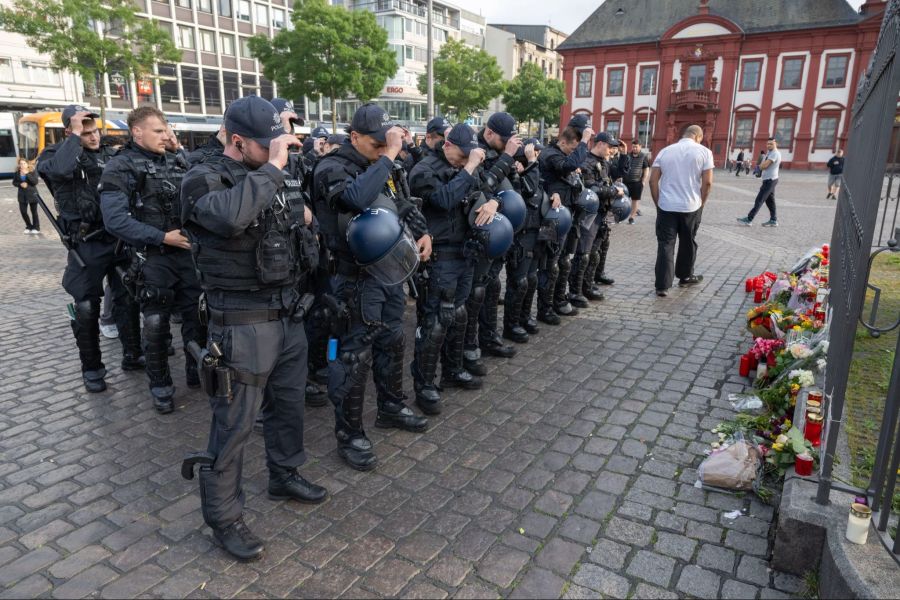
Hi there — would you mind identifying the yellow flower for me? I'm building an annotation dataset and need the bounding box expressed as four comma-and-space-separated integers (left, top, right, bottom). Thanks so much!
791, 384, 800, 393
772, 442, 785, 452
784, 419, 792, 429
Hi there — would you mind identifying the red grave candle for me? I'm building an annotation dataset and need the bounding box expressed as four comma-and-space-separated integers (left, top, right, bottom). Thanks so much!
795, 454, 814, 476
739, 355, 751, 377
805, 415, 824, 447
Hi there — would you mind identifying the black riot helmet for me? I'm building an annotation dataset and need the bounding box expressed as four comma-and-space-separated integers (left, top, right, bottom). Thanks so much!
346, 198, 420, 285
610, 183, 633, 223
468, 193, 515, 258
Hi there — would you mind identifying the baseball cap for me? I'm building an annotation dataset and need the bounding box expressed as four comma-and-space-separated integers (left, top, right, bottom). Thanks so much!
270, 98, 304, 125
350, 103, 395, 143
593, 132, 618, 145
567, 114, 590, 134
326, 133, 347, 145
446, 123, 479, 156
524, 137, 544, 151
223, 95, 284, 149
486, 112, 517, 140
310, 126, 330, 139
427, 116, 451, 135
62, 104, 99, 129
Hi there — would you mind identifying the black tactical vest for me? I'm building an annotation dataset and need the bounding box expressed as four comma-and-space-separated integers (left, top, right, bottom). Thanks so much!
129, 149, 187, 232
413, 153, 473, 247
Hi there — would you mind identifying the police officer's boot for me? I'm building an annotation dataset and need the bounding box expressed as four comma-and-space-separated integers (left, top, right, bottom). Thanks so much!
554, 254, 579, 316
268, 467, 328, 504
594, 246, 615, 286
211, 517, 265, 562
536, 274, 561, 326
144, 313, 175, 414
72, 299, 107, 393
479, 279, 516, 357
520, 273, 540, 334
411, 319, 444, 415
305, 382, 328, 407
502, 277, 529, 343
375, 336, 429, 431
335, 352, 377, 471
583, 251, 605, 300
462, 287, 488, 377
444, 305, 484, 386
118, 301, 145, 371
567, 253, 590, 308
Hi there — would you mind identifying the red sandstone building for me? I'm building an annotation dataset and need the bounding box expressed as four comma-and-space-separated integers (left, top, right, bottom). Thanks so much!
557, 0, 887, 168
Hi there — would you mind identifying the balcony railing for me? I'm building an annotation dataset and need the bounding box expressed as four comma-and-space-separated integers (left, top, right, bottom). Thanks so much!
670, 89, 719, 109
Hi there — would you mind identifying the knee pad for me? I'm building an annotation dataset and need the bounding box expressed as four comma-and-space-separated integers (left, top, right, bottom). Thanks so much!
141, 286, 176, 308
527, 273, 538, 288
453, 304, 468, 327
469, 285, 486, 304
74, 299, 100, 320
383, 327, 405, 356
558, 254, 572, 272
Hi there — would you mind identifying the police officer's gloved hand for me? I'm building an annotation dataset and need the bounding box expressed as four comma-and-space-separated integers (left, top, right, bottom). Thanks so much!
396, 200, 428, 240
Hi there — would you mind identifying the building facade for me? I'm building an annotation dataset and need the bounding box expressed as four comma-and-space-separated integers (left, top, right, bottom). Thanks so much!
558, 0, 886, 168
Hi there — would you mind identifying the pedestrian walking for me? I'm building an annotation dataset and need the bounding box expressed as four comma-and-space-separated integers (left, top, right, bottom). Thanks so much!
826, 148, 844, 199
649, 125, 714, 297
735, 149, 745, 177
624, 139, 650, 224
12, 159, 40, 234
737, 138, 782, 227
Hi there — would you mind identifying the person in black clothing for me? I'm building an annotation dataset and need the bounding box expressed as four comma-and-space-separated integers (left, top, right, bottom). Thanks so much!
408, 124, 492, 414
579, 132, 623, 299
735, 149, 745, 177
37, 104, 143, 393
100, 106, 206, 415
13, 159, 40, 234
186, 126, 226, 165
179, 96, 327, 561
827, 149, 844, 199
537, 116, 594, 320
609, 140, 629, 181
624, 139, 650, 224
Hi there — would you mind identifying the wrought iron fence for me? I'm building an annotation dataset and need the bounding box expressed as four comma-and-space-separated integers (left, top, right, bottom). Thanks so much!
817, 0, 900, 563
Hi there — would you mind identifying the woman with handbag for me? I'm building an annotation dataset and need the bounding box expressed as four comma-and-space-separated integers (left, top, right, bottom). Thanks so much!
12, 159, 40, 234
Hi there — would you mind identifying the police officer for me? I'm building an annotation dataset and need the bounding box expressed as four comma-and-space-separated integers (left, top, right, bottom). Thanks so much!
303, 125, 330, 170
180, 96, 326, 561
100, 106, 205, 414
582, 132, 622, 296
37, 104, 143, 393
537, 115, 594, 320
324, 134, 346, 155
502, 139, 542, 342
408, 124, 493, 414
312, 103, 432, 471
407, 116, 451, 166
186, 125, 226, 165
462, 112, 522, 375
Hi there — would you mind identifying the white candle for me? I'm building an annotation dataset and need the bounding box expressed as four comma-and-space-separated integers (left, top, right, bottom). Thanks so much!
845, 503, 872, 545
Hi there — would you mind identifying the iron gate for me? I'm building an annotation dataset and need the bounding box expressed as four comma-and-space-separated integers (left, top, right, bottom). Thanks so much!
817, 0, 900, 560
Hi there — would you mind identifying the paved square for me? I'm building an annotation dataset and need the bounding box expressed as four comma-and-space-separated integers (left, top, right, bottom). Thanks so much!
0, 169, 831, 598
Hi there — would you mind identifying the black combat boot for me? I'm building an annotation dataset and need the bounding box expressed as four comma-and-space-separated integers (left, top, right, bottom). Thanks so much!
412, 317, 445, 415
502, 276, 529, 343
335, 354, 377, 471
480, 330, 517, 358
72, 299, 108, 392
520, 274, 540, 334
537, 280, 561, 325
594, 246, 614, 285
144, 313, 175, 414
567, 253, 590, 308
305, 382, 328, 407
376, 399, 429, 431
211, 517, 264, 561
268, 468, 328, 503
118, 302, 145, 371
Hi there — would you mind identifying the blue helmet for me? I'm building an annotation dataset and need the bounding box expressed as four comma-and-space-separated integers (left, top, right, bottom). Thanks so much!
540, 193, 573, 241
471, 213, 514, 258
496, 189, 526, 232
574, 188, 600, 214
610, 183, 633, 223
346, 205, 420, 285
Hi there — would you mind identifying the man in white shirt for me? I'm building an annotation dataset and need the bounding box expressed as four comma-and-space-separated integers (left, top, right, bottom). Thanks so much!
648, 125, 715, 297
737, 137, 781, 227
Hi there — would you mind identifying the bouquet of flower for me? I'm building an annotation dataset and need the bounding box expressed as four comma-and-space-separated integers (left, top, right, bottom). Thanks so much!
750, 337, 784, 360
746, 303, 791, 338
766, 427, 817, 476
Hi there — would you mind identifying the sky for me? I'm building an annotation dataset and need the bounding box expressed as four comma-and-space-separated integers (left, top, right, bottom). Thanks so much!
450, 0, 867, 37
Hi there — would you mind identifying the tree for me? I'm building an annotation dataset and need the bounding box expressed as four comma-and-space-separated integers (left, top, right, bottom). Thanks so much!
0, 0, 181, 131
250, 0, 396, 131
418, 38, 504, 122
502, 62, 566, 135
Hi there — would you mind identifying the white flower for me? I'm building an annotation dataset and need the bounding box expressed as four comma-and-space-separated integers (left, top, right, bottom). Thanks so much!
818, 340, 830, 353
789, 369, 816, 387
817, 358, 827, 372
789, 343, 813, 359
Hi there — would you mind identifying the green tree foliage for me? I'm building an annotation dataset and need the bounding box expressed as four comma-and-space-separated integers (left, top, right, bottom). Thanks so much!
418, 38, 504, 122
502, 62, 566, 132
0, 0, 181, 130
250, 0, 397, 131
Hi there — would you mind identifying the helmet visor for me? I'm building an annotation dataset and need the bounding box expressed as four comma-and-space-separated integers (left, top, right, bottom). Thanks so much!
578, 210, 598, 230
364, 229, 420, 286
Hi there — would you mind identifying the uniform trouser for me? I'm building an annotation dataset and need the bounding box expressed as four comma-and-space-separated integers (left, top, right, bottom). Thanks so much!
536, 241, 563, 310
62, 238, 141, 372
464, 257, 494, 352
305, 268, 333, 377
747, 178, 778, 222
553, 227, 579, 304
477, 258, 505, 346
328, 273, 406, 434
655, 207, 703, 291
504, 230, 538, 328
200, 308, 308, 530
412, 255, 473, 386
140, 249, 206, 388
570, 216, 599, 295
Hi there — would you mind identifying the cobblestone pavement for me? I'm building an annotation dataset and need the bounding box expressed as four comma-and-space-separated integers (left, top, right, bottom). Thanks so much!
0, 169, 836, 598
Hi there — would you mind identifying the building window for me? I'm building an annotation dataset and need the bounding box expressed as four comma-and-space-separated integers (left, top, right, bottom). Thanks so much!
815, 115, 839, 150
203, 69, 222, 110
241, 73, 257, 97
687, 64, 706, 90
272, 8, 285, 28
220, 34, 235, 55
389, 44, 404, 66
181, 67, 201, 106
177, 25, 194, 49
636, 115, 653, 145
240, 37, 253, 58
0, 58, 12, 82
606, 119, 620, 139
823, 54, 849, 88
780, 57, 804, 89
222, 71, 239, 103
237, 0, 251, 21
176, 0, 191, 7
200, 29, 215, 53
576, 70, 592, 97
218, 0, 232, 17
254, 3, 268, 26
260, 77, 273, 99
740, 59, 762, 91
197, 0, 212, 12
639, 66, 657, 95
774, 115, 796, 149
734, 116, 754, 147
158, 64, 179, 104
607, 68, 624, 96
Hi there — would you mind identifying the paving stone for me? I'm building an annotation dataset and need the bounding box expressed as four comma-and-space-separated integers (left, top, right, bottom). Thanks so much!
654, 532, 697, 561
509, 567, 566, 599
48, 545, 112, 579
722, 579, 761, 599
772, 571, 804, 593
759, 588, 794, 600
586, 538, 630, 570
535, 537, 585, 576
534, 489, 574, 517
737, 555, 772, 586
100, 564, 168, 599
477, 545, 530, 588
725, 530, 769, 557
574, 491, 617, 521
696, 544, 736, 573
571, 564, 631, 597
558, 514, 602, 544
605, 516, 654, 546
0, 546, 59, 587
686, 520, 725, 543
51, 565, 119, 599
363, 559, 421, 597
633, 583, 679, 599
426, 554, 472, 587
561, 583, 595, 599
676, 565, 721, 598
626, 550, 676, 587
396, 531, 448, 565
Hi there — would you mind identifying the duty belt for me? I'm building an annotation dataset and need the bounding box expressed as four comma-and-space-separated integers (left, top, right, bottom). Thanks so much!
208, 307, 290, 326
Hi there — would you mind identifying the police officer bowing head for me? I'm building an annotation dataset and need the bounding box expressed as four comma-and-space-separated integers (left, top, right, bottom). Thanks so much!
179, 96, 327, 562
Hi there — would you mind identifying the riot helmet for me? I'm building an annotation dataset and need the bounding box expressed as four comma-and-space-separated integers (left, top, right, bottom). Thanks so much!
496, 189, 526, 232
346, 205, 420, 286
610, 183, 633, 223
540, 192, 573, 240
573, 188, 600, 229
467, 193, 514, 258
